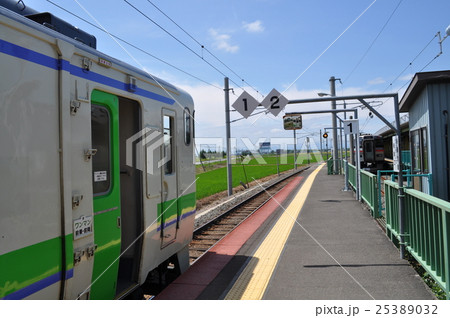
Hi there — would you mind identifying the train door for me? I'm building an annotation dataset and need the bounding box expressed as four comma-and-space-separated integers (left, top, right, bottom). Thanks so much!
116, 96, 143, 296
90, 90, 121, 299
364, 139, 375, 162
160, 109, 178, 248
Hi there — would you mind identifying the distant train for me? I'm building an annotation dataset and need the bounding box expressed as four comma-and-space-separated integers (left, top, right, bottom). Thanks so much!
0, 0, 195, 299
358, 135, 385, 170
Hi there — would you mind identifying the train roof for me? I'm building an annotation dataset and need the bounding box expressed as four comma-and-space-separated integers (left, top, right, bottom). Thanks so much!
0, 4, 186, 96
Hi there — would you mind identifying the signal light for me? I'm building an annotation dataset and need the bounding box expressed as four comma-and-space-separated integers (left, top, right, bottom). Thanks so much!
323, 133, 328, 139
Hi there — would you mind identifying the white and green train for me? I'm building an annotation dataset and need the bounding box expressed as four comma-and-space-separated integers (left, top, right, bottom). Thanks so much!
0, 0, 196, 299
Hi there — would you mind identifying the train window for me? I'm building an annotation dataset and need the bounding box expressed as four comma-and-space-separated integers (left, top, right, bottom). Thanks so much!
192, 110, 195, 139
184, 108, 191, 145
163, 115, 174, 174
91, 105, 111, 195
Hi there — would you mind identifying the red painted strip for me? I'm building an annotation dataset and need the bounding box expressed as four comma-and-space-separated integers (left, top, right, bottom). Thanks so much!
156, 176, 304, 300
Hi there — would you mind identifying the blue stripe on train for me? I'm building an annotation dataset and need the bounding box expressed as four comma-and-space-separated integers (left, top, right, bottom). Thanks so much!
1, 268, 74, 300
156, 209, 196, 232
0, 39, 175, 105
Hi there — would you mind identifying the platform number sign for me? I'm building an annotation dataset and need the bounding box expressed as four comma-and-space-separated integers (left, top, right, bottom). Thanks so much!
232, 91, 260, 119
343, 119, 359, 135
261, 88, 288, 117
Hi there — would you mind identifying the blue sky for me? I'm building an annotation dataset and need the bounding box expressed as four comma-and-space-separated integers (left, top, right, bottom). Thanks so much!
25, 0, 450, 152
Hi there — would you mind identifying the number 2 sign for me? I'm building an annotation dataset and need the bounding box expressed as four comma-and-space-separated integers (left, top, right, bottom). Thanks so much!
261, 88, 288, 117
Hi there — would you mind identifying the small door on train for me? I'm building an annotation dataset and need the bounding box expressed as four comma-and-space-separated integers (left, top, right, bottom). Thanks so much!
160, 109, 178, 248
90, 90, 121, 299
364, 140, 375, 162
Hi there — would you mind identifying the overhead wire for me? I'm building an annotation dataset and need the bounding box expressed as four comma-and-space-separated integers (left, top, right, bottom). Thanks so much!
370, 30, 445, 117
391, 51, 442, 95
45, 0, 222, 90
282, 0, 377, 94
70, 0, 207, 128
144, 0, 262, 98
343, 0, 403, 83
383, 32, 439, 93
123, 0, 257, 97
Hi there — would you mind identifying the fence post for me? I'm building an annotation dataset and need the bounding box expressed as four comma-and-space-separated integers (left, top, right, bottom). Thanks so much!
443, 209, 450, 299
373, 175, 379, 218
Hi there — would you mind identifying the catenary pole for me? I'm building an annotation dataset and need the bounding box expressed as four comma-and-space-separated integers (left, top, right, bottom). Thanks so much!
394, 94, 406, 259
330, 76, 339, 174
224, 77, 233, 196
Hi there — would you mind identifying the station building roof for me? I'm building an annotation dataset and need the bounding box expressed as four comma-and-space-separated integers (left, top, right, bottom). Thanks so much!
399, 70, 450, 112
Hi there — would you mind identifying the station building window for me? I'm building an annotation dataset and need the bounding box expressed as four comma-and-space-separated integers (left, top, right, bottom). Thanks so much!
411, 127, 428, 174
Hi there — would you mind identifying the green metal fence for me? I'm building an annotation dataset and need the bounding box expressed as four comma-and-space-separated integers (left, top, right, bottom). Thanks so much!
347, 161, 356, 189
360, 170, 379, 218
327, 158, 333, 175
384, 180, 450, 299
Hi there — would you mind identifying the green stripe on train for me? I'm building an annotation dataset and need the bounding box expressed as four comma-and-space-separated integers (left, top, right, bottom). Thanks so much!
0, 192, 195, 299
0, 235, 73, 299
157, 192, 196, 226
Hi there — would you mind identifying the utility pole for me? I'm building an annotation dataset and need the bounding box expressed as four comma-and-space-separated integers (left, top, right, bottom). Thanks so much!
224, 77, 233, 196
320, 129, 323, 161
293, 129, 297, 169
349, 115, 355, 165
330, 76, 340, 174
306, 137, 310, 164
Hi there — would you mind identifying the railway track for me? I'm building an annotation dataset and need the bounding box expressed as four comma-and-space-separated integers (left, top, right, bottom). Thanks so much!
189, 167, 309, 264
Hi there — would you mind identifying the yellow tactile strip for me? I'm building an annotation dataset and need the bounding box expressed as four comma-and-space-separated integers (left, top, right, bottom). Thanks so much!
224, 164, 324, 300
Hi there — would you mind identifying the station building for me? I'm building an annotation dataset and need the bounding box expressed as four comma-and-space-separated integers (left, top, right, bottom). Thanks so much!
398, 70, 450, 201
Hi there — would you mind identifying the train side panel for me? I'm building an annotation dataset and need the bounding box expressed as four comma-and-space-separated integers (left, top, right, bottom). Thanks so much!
0, 6, 196, 299
0, 11, 65, 299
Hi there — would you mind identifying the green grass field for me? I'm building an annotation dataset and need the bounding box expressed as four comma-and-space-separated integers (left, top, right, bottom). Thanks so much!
196, 152, 325, 200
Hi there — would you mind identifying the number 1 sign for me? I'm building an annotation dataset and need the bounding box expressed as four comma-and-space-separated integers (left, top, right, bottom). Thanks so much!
231, 91, 260, 119
343, 119, 359, 135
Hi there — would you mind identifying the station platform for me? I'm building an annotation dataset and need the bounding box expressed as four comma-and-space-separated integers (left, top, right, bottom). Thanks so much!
156, 163, 434, 300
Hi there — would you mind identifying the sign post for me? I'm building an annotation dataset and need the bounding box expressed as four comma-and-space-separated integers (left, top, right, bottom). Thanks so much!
392, 135, 400, 172
343, 119, 360, 195
283, 113, 302, 169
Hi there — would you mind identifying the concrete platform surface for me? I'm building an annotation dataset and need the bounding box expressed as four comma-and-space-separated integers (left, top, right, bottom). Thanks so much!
158, 164, 434, 300
262, 164, 433, 300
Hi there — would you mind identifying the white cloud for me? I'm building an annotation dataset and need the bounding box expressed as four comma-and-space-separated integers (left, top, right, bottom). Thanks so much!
399, 73, 414, 82
242, 20, 264, 33
209, 29, 239, 53
270, 128, 284, 134
176, 82, 225, 130
367, 77, 386, 85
